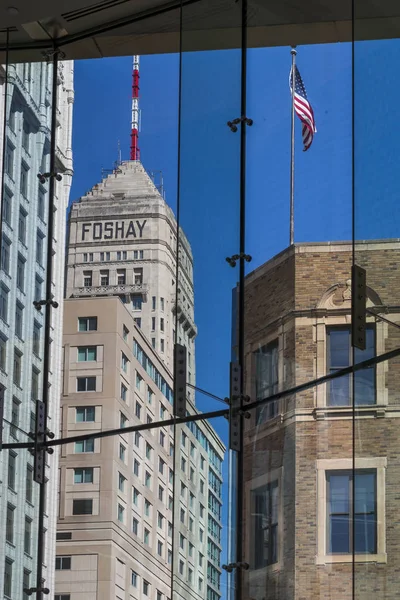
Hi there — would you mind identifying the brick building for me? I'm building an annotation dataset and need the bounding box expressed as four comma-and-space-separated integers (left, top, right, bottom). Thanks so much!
241, 240, 400, 600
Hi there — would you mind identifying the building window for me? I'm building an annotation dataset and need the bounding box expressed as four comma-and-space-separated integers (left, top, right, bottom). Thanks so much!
157, 591, 162, 600
157, 540, 163, 556
147, 386, 154, 404
76, 407, 95, 422
0, 285, 9, 322
157, 512, 164, 528
143, 580, 150, 596
23, 570, 30, 600
160, 318, 164, 332
151, 337, 156, 348
180, 508, 185, 524
159, 457, 165, 475
160, 404, 166, 420
6, 504, 14, 544
32, 321, 41, 356
121, 383, 127, 402
117, 504, 125, 522
144, 528, 150, 545
168, 495, 173, 510
20, 163, 29, 197
181, 457, 186, 472
10, 398, 19, 439
5, 141, 14, 178
117, 251, 122, 260
255, 340, 279, 423
121, 352, 129, 372
134, 317, 141, 328
22, 120, 30, 151
132, 518, 139, 535
4, 558, 13, 598
34, 276, 43, 303
133, 487, 139, 505
131, 571, 138, 587
120, 412, 128, 428
77, 376, 96, 392
199, 528, 204, 542
18, 207, 27, 244
160, 431, 165, 447
83, 270, 92, 287
252, 480, 278, 568
152, 296, 156, 310
55, 556, 71, 570
78, 317, 97, 331
75, 439, 94, 453
118, 472, 126, 492
134, 268, 143, 284
158, 485, 164, 502
36, 230, 44, 266
16, 254, 25, 292
1, 236, 11, 275
24, 517, 32, 554
31, 368, 39, 402
74, 468, 94, 484
14, 304, 23, 340
132, 295, 142, 310
133, 459, 140, 477
78, 346, 97, 362
13, 349, 22, 387
0, 336, 7, 371
135, 401, 142, 419
145, 471, 151, 487
100, 270, 109, 285
160, 297, 165, 311
327, 470, 376, 554
72, 499, 93, 515
160, 339, 165, 352
38, 187, 45, 220
145, 442, 152, 460
119, 444, 126, 462
54, 596, 70, 600
179, 560, 184, 576
169, 468, 173, 485
117, 269, 126, 285
123, 325, 129, 340
134, 431, 141, 447
327, 326, 376, 406
26, 465, 33, 503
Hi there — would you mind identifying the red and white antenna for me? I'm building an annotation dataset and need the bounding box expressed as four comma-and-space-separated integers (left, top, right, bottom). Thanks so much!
130, 55, 140, 161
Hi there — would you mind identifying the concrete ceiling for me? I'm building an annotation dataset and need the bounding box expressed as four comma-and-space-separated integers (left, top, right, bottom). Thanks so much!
0, 0, 400, 62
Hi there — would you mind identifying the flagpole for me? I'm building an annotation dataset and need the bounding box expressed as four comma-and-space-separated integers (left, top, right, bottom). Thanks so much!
290, 46, 297, 246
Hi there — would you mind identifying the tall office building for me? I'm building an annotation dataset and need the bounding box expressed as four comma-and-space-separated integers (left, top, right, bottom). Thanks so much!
0, 61, 74, 598
241, 240, 400, 600
55, 162, 224, 600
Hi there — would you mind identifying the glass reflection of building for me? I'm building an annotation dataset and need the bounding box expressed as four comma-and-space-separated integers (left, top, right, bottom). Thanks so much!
55, 162, 224, 600
0, 61, 73, 597
242, 241, 396, 599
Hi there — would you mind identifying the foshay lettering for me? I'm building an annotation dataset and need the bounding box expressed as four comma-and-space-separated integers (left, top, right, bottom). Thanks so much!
81, 220, 147, 241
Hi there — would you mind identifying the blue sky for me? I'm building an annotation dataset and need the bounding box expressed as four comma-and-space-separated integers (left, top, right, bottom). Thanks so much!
70, 39, 399, 595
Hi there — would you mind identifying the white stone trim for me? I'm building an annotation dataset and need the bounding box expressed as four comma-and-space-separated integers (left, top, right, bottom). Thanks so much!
316, 457, 387, 565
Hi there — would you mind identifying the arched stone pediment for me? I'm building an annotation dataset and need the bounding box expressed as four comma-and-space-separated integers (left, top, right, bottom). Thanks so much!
317, 280, 383, 310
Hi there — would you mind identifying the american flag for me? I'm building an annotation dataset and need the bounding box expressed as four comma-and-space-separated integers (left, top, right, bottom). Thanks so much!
289, 64, 316, 152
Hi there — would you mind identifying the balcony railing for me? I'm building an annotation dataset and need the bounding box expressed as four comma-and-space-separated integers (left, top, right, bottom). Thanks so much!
73, 283, 148, 298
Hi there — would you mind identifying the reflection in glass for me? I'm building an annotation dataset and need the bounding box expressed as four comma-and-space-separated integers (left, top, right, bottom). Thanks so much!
328, 326, 376, 405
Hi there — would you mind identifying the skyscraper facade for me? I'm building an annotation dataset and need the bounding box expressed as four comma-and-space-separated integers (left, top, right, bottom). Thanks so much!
55, 162, 224, 600
0, 60, 74, 598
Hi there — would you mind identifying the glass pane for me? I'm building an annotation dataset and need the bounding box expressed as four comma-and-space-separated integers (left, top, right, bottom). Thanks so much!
0, 31, 60, 597
172, 414, 229, 600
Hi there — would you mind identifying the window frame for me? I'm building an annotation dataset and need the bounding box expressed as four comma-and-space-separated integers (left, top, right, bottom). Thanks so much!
316, 457, 387, 564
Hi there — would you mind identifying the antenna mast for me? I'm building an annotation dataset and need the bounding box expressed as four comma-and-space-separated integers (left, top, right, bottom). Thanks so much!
130, 55, 140, 161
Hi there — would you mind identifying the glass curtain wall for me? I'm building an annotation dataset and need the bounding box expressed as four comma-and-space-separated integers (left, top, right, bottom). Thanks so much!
353, 2, 400, 599
1, 1, 400, 600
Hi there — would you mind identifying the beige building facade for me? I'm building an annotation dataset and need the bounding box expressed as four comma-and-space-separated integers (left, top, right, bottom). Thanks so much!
241, 240, 400, 600
65, 161, 196, 395
55, 162, 224, 600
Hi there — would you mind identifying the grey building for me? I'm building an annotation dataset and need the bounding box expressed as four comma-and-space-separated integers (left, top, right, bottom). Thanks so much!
0, 60, 74, 598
